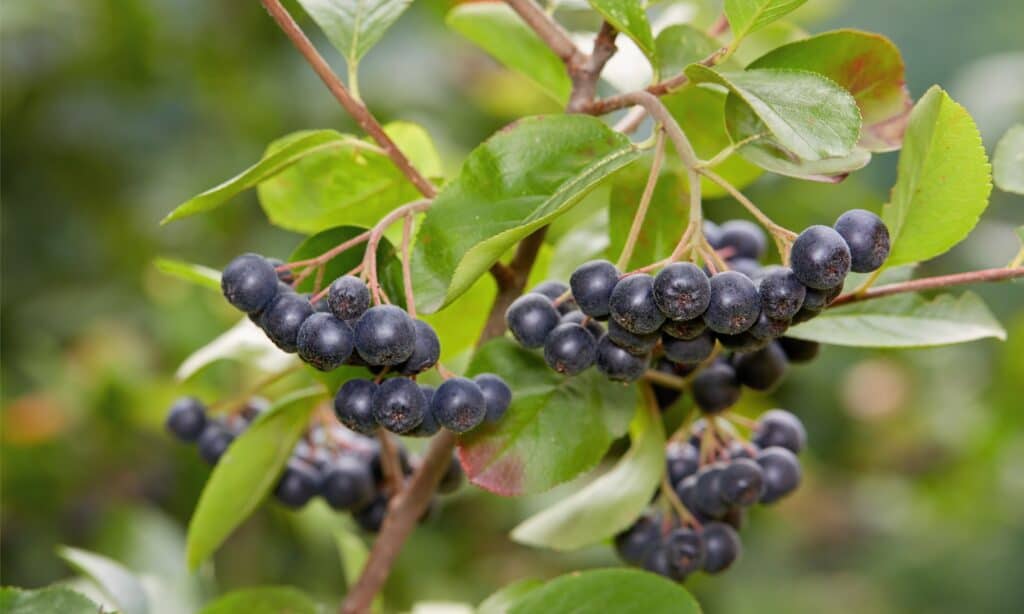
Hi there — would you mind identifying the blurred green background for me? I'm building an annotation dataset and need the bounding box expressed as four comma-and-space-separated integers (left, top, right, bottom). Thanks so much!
3, 0, 1023, 612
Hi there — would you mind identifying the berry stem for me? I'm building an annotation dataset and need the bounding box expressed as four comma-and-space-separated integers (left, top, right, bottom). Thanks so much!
725, 411, 758, 431
697, 132, 767, 170
831, 266, 1024, 306
377, 431, 405, 496
616, 128, 666, 270
278, 231, 372, 271
642, 368, 688, 390
361, 199, 432, 306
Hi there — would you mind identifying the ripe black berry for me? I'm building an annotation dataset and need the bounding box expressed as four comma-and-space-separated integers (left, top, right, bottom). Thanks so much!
296, 313, 354, 371
334, 379, 378, 435
666, 441, 699, 487
664, 527, 704, 578
757, 446, 802, 503
704, 221, 723, 248
643, 546, 678, 580
716, 331, 767, 353
651, 359, 690, 409
607, 319, 658, 356
274, 461, 321, 508
532, 280, 574, 313
719, 220, 767, 260
720, 458, 764, 507
327, 275, 371, 321
505, 293, 560, 349
354, 494, 388, 532
791, 225, 852, 290
663, 330, 715, 365
800, 283, 842, 311
354, 305, 416, 366
748, 312, 790, 341
778, 337, 820, 363
691, 360, 741, 413
475, 373, 512, 423
661, 317, 706, 341
197, 423, 233, 464
757, 266, 806, 320
752, 409, 806, 454
734, 342, 788, 391
409, 387, 440, 437
569, 260, 619, 317
610, 274, 665, 334
544, 323, 597, 375
694, 463, 729, 517
595, 336, 648, 382
222, 253, 280, 313
727, 258, 762, 280
166, 397, 207, 442
260, 292, 315, 352
373, 377, 425, 434
704, 271, 760, 335
431, 377, 486, 433
701, 522, 741, 573
560, 310, 606, 339
834, 209, 890, 272
321, 455, 375, 511
615, 514, 661, 566
397, 320, 441, 375
653, 263, 711, 322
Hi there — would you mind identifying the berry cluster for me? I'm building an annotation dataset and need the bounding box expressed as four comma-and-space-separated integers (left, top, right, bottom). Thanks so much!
165, 396, 464, 532
615, 409, 806, 581
220, 253, 511, 436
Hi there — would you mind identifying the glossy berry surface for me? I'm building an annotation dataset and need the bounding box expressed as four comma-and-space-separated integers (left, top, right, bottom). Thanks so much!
834, 209, 890, 272
661, 317, 706, 341
431, 377, 486, 433
720, 458, 764, 507
372, 377, 425, 434
197, 423, 233, 464
397, 320, 441, 375
475, 374, 512, 423
334, 379, 378, 435
222, 253, 280, 313
506, 293, 560, 349
260, 292, 315, 352
531, 280, 574, 313
595, 336, 648, 382
757, 266, 806, 320
321, 455, 375, 511
543, 323, 597, 375
610, 274, 665, 334
704, 271, 761, 335
653, 263, 711, 322
691, 360, 741, 413
327, 275, 371, 321
734, 342, 788, 391
663, 330, 715, 365
408, 387, 441, 437
274, 462, 320, 508
296, 313, 354, 371
791, 225, 852, 290
666, 441, 699, 487
607, 319, 658, 356
354, 305, 416, 366
694, 463, 729, 517
757, 446, 802, 503
719, 220, 767, 260
702, 522, 742, 573
748, 312, 790, 341
615, 514, 661, 566
753, 409, 807, 454
716, 330, 766, 353
778, 337, 820, 363
664, 528, 705, 577
166, 397, 207, 442
569, 260, 619, 317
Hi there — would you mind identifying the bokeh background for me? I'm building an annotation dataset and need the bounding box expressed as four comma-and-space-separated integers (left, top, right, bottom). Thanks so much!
3, 0, 1023, 611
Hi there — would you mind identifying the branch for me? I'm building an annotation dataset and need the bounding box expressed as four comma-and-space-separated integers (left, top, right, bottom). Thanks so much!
568, 21, 619, 112
504, 0, 581, 65
261, 0, 436, 199
831, 267, 1024, 306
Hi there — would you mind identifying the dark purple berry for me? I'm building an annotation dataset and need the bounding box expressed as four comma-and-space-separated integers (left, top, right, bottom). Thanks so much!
397, 320, 441, 375
354, 305, 416, 366
778, 337, 820, 363
607, 319, 658, 356
834, 209, 890, 273
260, 292, 315, 352
748, 312, 790, 341
267, 258, 294, 284
694, 463, 729, 517
334, 379, 378, 436
197, 423, 233, 464
560, 310, 605, 339
438, 454, 464, 494
691, 360, 741, 413
409, 386, 440, 437
666, 441, 699, 487
801, 283, 842, 311
653, 263, 711, 321
296, 312, 354, 371
757, 446, 802, 503
663, 329, 715, 365
664, 528, 704, 577
661, 317, 706, 341
532, 280, 574, 313
719, 220, 767, 260
701, 522, 741, 573
222, 253, 280, 313
431, 377, 486, 433
475, 373, 512, 423
373, 377, 425, 434
757, 266, 806, 320
615, 514, 662, 566
544, 323, 597, 375
734, 342, 788, 391
791, 225, 851, 290
274, 461, 321, 508
720, 458, 764, 507
716, 331, 767, 353
354, 494, 388, 532
506, 293, 560, 349
595, 336, 648, 382
752, 409, 806, 454
327, 275, 371, 321
322, 455, 375, 511
569, 260, 619, 317
166, 397, 207, 442
610, 274, 665, 335
704, 271, 760, 335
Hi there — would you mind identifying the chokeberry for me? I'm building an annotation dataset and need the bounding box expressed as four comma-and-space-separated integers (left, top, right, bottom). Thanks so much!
438, 454, 465, 494
561, 310, 605, 340
596, 336, 648, 382
757, 266, 806, 320
166, 397, 207, 442
475, 373, 512, 423
757, 446, 802, 503
716, 331, 767, 353
728, 440, 756, 460
752, 409, 806, 454
653, 263, 711, 322
691, 360, 741, 413
506, 293, 560, 349
748, 312, 790, 341
675, 475, 711, 524
260, 292, 315, 352
704, 221, 724, 248
791, 225, 851, 290
701, 522, 742, 573
663, 330, 715, 365
778, 337, 820, 363
722, 506, 747, 531
274, 461, 321, 508
719, 220, 767, 260
704, 271, 760, 335
694, 463, 729, 517
643, 546, 678, 580
222, 253, 280, 313
409, 387, 440, 437
834, 209, 890, 272
327, 275, 371, 321
607, 319, 658, 356
354, 494, 388, 532
651, 359, 691, 410
397, 320, 441, 375
661, 317, 706, 341
354, 305, 416, 366
334, 379, 379, 436
800, 283, 842, 311
664, 527, 705, 578
728, 258, 762, 279
666, 441, 700, 487
532, 280, 574, 313
720, 458, 764, 507
615, 514, 662, 566
296, 313, 354, 371
431, 377, 486, 433
373, 377, 425, 434
610, 274, 665, 335
544, 323, 597, 375
197, 423, 233, 465
569, 260, 619, 317
321, 455, 375, 511
734, 342, 788, 391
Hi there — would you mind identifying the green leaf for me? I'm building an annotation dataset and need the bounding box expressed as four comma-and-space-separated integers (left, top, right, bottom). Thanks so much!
446, 3, 571, 104
478, 579, 544, 614
655, 24, 719, 77
458, 339, 636, 496
511, 401, 665, 550
176, 319, 296, 381
258, 127, 430, 235
686, 65, 862, 162
608, 163, 688, 270
993, 123, 1024, 195
0, 587, 100, 614
335, 528, 369, 590
288, 225, 403, 301
57, 546, 148, 614
153, 258, 221, 291
731, 20, 806, 65
509, 569, 702, 614
186, 388, 324, 569
384, 121, 443, 179
749, 29, 912, 151
724, 0, 808, 44
198, 586, 319, 614
788, 292, 1006, 348
882, 86, 992, 268
296, 0, 412, 65
411, 115, 642, 313
587, 0, 655, 59
162, 130, 379, 225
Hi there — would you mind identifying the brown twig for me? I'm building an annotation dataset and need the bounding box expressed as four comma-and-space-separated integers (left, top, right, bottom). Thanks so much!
568, 21, 619, 112
377, 431, 405, 496
361, 200, 432, 305
831, 267, 1024, 306
504, 0, 581, 65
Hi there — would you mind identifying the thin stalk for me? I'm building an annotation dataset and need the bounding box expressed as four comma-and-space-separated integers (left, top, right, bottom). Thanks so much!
617, 129, 666, 270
